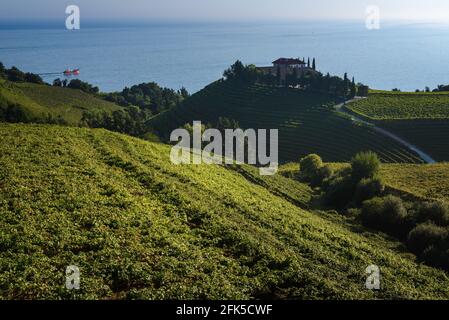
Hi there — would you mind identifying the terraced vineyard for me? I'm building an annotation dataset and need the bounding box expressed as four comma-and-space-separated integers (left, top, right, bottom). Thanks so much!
0, 79, 123, 124
347, 92, 449, 120
2, 123, 449, 299
149, 81, 423, 164
345, 92, 449, 162
379, 119, 449, 162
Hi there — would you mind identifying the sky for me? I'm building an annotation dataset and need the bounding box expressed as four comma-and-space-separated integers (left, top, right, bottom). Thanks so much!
1, 0, 449, 22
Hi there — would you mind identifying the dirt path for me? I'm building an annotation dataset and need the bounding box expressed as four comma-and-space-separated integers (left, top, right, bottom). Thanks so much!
335, 99, 436, 164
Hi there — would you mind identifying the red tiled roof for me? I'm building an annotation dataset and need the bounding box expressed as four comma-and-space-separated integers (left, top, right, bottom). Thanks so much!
272, 58, 305, 65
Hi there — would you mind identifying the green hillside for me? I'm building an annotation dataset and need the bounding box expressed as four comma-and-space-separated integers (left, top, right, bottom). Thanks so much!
1, 123, 449, 299
149, 81, 424, 164
0, 79, 123, 125
348, 92, 449, 120
280, 162, 449, 203
346, 92, 449, 161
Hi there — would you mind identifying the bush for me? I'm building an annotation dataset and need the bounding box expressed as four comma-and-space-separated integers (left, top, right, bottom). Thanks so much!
351, 151, 380, 181
415, 201, 449, 227
311, 165, 334, 187
323, 175, 355, 209
353, 176, 385, 205
299, 154, 323, 182
360, 195, 411, 238
407, 222, 447, 257
3, 103, 32, 123
68, 79, 99, 94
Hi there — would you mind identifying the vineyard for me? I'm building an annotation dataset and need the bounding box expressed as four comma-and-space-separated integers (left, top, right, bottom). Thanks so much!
148, 81, 424, 164
379, 119, 449, 162
0, 80, 123, 125
347, 92, 449, 120
2, 123, 449, 299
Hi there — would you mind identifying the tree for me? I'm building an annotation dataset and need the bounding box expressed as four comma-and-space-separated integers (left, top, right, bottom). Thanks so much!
343, 73, 349, 97
299, 154, 323, 181
67, 79, 99, 94
223, 60, 245, 80
0, 62, 5, 78
179, 87, 189, 99
307, 57, 310, 68
350, 151, 381, 181
6, 66, 26, 82
350, 77, 357, 97
53, 78, 63, 87
276, 65, 281, 86
24, 72, 43, 84
312, 58, 316, 71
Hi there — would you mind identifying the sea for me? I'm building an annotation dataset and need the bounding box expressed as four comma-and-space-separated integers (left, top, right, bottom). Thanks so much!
2, 20, 449, 93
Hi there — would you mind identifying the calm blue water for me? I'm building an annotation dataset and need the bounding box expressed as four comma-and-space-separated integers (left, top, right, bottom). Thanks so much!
2, 21, 449, 93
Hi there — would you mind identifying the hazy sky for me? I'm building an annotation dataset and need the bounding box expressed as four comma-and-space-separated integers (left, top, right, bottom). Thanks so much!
1, 0, 449, 22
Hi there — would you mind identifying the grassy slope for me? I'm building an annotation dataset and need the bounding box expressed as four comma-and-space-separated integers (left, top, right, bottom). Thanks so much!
149, 81, 423, 164
0, 80, 122, 124
280, 163, 449, 203
1, 124, 449, 300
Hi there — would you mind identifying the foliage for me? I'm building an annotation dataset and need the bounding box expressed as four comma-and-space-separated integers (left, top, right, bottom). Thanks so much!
0, 80, 122, 125
322, 175, 356, 209
360, 196, 411, 239
81, 107, 151, 136
407, 222, 448, 257
350, 151, 381, 182
104, 82, 186, 116
415, 201, 449, 227
0, 63, 44, 84
353, 176, 385, 205
67, 79, 99, 94
299, 154, 323, 181
2, 124, 449, 299
148, 81, 423, 163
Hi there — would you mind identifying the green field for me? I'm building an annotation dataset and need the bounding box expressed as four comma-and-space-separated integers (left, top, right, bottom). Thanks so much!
280, 162, 449, 203
2, 124, 449, 299
149, 81, 423, 164
348, 92, 449, 120
0, 80, 123, 124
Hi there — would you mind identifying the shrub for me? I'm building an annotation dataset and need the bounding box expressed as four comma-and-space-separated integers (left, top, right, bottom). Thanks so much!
299, 154, 323, 182
351, 151, 380, 181
353, 176, 385, 205
323, 175, 355, 209
4, 103, 32, 123
415, 201, 449, 227
407, 222, 447, 256
311, 165, 334, 187
360, 195, 411, 238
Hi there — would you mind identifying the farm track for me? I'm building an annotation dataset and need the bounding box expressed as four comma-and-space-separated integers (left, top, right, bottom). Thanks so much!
338, 99, 436, 164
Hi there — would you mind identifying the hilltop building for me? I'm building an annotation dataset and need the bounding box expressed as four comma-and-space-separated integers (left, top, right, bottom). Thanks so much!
258, 58, 316, 84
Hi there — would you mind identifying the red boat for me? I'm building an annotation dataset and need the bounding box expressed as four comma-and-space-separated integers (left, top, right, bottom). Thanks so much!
63, 68, 80, 76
